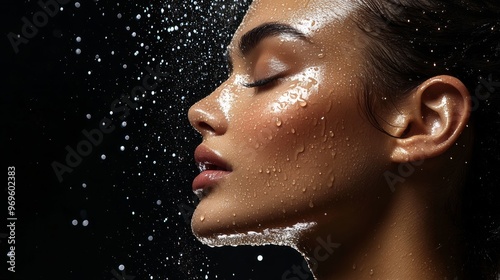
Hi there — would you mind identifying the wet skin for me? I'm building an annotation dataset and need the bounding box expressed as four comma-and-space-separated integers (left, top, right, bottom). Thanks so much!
188, 0, 470, 279
189, 0, 391, 239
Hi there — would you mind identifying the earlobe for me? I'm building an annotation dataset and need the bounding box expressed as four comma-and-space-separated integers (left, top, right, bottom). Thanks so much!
390, 75, 471, 163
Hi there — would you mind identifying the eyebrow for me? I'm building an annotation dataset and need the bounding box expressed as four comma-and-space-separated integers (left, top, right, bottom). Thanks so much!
239, 22, 309, 55
226, 22, 310, 73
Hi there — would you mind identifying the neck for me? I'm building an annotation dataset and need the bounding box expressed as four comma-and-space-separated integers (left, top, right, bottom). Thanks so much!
296, 182, 464, 280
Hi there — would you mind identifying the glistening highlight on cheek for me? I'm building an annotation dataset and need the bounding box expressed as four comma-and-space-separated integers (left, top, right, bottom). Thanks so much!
231, 66, 324, 161
269, 67, 322, 114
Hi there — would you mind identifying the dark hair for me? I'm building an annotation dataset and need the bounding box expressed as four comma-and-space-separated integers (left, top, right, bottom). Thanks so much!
352, 0, 500, 278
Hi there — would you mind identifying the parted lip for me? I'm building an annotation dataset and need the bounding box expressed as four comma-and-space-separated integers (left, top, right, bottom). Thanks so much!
192, 145, 232, 194
194, 144, 232, 173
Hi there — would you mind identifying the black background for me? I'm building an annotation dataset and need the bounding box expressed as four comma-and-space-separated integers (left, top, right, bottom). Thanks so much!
1, 0, 310, 279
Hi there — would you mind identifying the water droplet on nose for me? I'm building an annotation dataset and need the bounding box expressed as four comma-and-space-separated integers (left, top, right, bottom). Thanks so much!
318, 53, 324, 58
200, 216, 205, 222
275, 118, 283, 127
309, 201, 314, 208
291, 128, 296, 134
370, 269, 374, 276
299, 99, 308, 107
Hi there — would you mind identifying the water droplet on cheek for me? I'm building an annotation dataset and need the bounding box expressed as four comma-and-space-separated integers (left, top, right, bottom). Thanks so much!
328, 175, 335, 188
275, 118, 282, 127
295, 144, 305, 160
299, 99, 308, 107
309, 201, 314, 208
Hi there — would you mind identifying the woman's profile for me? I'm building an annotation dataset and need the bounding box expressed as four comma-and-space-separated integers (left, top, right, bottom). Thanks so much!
187, 0, 500, 279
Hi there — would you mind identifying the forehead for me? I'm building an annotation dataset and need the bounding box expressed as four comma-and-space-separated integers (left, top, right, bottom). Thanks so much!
231, 0, 361, 45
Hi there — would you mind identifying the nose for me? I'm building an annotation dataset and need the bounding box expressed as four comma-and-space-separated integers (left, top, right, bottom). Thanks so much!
188, 90, 229, 138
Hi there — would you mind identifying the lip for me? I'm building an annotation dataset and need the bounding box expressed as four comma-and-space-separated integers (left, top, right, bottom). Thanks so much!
192, 145, 232, 194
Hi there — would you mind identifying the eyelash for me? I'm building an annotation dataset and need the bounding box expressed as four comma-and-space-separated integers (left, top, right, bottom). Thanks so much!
243, 75, 281, 89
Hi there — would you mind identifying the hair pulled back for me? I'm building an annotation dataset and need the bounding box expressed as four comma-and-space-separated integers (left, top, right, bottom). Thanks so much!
354, 1, 500, 278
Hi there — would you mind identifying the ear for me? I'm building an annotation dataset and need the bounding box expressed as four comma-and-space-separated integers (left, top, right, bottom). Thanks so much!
389, 75, 471, 162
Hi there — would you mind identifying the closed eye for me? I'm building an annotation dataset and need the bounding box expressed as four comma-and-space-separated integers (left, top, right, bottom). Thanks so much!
242, 74, 281, 89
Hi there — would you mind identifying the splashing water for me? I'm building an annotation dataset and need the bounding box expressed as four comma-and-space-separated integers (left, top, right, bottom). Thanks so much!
197, 222, 317, 249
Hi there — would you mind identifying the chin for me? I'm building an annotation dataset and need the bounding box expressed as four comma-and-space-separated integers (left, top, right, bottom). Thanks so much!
191, 200, 317, 248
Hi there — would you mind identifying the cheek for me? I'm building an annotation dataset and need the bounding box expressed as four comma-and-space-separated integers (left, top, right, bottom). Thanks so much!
235, 79, 383, 201
234, 68, 326, 158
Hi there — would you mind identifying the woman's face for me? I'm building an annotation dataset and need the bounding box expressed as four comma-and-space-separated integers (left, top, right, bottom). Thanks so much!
188, 0, 394, 244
